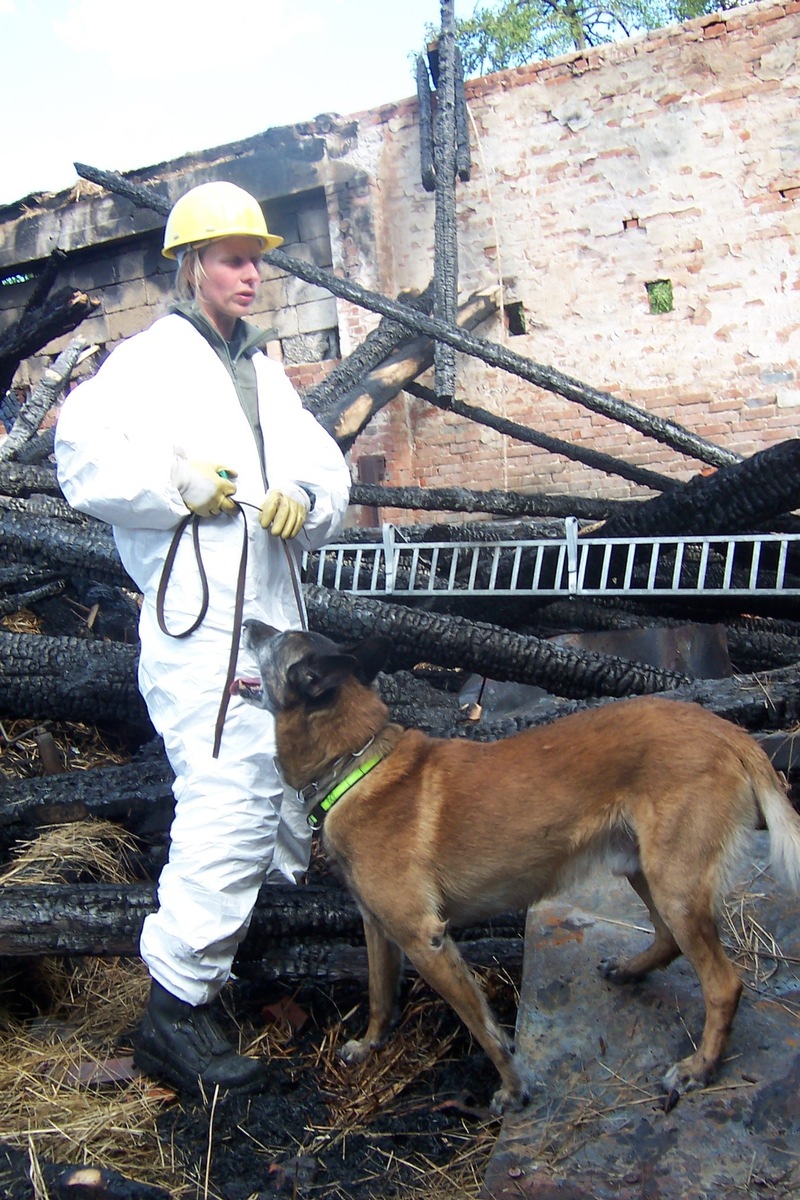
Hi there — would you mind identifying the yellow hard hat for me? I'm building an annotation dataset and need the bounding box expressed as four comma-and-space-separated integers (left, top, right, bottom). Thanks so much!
162, 181, 284, 259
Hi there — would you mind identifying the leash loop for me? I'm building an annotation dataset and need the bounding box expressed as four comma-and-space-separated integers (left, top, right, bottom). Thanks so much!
156, 513, 209, 638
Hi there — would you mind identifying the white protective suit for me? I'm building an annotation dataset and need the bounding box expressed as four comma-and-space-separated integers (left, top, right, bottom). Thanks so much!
55, 313, 351, 1005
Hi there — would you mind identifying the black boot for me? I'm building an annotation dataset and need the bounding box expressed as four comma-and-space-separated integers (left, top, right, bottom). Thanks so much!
134, 980, 268, 1096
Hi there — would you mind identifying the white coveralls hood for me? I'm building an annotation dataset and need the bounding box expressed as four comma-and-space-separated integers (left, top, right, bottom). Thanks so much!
55, 314, 351, 1005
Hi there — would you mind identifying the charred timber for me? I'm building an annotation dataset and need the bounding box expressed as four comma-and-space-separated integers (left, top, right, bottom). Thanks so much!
0, 880, 525, 961
0, 339, 92, 464
318, 288, 500, 450
0, 631, 149, 734
305, 585, 688, 698
0, 463, 64, 498
0, 756, 175, 842
409, 384, 677, 494
305, 283, 434, 417
348, 482, 631, 520
13, 426, 56, 465
0, 289, 98, 398
596, 439, 800, 538
0, 579, 64, 615
235, 935, 524, 984
0, 493, 84, 522
0, 510, 131, 587
263, 246, 741, 470
432, 0, 459, 403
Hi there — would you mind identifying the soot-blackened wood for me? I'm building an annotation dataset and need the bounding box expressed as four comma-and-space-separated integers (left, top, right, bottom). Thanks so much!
0, 462, 64, 498
74, 161, 171, 217
236, 935, 525, 984
0, 880, 525, 974
262, 247, 740, 470
0, 631, 149, 734
305, 284, 434, 417
410, 383, 678, 494
349, 482, 630, 521
13, 426, 56, 465
0, 579, 64, 616
0, 882, 372, 956
0, 756, 175, 842
1, 493, 84, 522
416, 53, 437, 191
596, 439, 800, 538
0, 339, 91, 464
305, 585, 687, 699
432, 0, 459, 403
319, 288, 499, 450
0, 290, 98, 399
0, 510, 131, 587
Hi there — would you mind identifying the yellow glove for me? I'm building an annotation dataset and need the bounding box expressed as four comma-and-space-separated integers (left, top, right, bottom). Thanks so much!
171, 455, 238, 517
259, 483, 310, 539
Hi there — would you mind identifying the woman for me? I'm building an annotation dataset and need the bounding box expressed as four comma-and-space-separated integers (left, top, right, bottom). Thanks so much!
55, 181, 351, 1095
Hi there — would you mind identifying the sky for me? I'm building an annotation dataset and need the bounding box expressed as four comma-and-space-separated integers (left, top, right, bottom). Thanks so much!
1, 0, 477, 207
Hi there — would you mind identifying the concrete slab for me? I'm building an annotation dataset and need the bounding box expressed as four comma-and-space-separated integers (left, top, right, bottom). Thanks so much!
482, 834, 800, 1199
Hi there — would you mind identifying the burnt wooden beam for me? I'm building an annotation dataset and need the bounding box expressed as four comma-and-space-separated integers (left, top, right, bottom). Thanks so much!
73, 161, 171, 217
594, 438, 800, 538
0, 879, 525, 964
305, 283, 434, 417
0, 462, 64, 498
0, 631, 149, 734
0, 509, 132, 587
13, 426, 56, 465
0, 755, 175, 841
305, 584, 688, 698
348, 482, 630, 520
407, 383, 676, 492
263, 247, 741, 469
0, 339, 94, 464
320, 287, 500, 450
417, 53, 437, 191
432, 0, 459, 403
0, 288, 98, 399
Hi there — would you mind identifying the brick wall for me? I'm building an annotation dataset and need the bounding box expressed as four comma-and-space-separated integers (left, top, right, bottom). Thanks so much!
347, 0, 800, 509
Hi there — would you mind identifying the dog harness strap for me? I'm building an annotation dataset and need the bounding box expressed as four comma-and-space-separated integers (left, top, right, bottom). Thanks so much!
306, 753, 385, 828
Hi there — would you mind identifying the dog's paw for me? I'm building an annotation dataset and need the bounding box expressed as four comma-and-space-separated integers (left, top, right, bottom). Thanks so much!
661, 1056, 711, 1107
489, 1083, 530, 1117
598, 957, 638, 984
337, 1037, 375, 1064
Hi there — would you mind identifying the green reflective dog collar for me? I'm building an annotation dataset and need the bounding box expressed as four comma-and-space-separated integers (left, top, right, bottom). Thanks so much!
307, 753, 384, 829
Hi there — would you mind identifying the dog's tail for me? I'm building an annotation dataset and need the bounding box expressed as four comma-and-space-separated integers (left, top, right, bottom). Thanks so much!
752, 757, 800, 890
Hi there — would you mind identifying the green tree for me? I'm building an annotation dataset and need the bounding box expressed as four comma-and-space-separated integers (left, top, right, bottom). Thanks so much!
453, 0, 748, 74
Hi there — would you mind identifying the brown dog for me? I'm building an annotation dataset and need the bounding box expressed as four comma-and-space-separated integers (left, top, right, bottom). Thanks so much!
233, 621, 800, 1114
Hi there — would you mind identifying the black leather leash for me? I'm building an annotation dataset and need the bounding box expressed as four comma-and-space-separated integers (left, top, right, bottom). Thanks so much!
156, 500, 306, 758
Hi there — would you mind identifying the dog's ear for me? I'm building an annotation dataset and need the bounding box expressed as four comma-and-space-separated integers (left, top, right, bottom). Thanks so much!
349, 635, 392, 684
287, 653, 359, 702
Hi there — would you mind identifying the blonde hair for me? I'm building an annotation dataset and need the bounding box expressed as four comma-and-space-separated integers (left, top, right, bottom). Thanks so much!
173, 245, 207, 302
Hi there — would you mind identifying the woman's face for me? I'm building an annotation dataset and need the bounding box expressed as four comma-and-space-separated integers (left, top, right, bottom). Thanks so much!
194, 236, 263, 338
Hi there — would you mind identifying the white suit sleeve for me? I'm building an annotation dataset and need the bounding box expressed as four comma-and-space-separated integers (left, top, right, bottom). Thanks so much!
257, 359, 351, 550
55, 341, 189, 531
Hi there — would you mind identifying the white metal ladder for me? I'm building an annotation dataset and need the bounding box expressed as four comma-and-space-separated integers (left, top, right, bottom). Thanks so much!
305, 520, 800, 599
